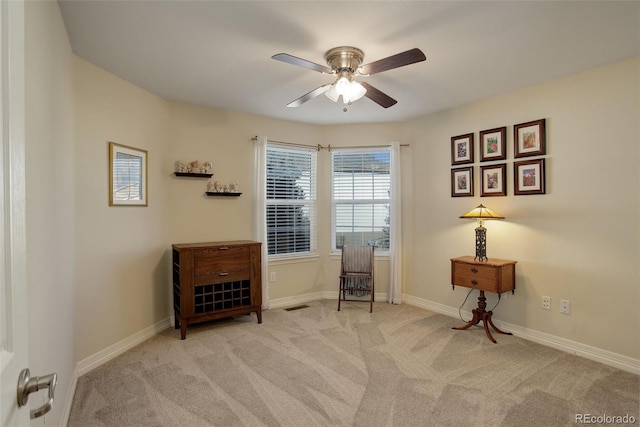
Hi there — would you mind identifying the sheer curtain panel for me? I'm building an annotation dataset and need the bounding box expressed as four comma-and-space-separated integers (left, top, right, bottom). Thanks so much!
389, 142, 403, 304
253, 136, 269, 309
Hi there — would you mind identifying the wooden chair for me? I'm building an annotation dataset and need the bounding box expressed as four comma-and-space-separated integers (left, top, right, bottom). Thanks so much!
337, 246, 375, 313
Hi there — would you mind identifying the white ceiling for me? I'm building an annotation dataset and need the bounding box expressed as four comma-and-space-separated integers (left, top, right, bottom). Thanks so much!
58, 1, 640, 125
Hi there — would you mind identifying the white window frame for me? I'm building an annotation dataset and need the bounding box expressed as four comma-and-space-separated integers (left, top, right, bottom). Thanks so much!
266, 143, 317, 260
331, 147, 391, 255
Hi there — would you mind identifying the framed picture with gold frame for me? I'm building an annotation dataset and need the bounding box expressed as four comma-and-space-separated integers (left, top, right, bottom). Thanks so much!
109, 141, 148, 206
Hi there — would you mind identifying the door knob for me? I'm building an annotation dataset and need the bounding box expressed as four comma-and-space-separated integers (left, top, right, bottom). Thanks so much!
17, 368, 57, 419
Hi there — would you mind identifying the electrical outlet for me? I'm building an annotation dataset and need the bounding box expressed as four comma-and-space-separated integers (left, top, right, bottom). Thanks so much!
560, 299, 571, 314
542, 296, 551, 310
270, 272, 276, 282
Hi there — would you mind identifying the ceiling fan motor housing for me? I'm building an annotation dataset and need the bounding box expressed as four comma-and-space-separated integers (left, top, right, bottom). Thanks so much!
325, 46, 364, 74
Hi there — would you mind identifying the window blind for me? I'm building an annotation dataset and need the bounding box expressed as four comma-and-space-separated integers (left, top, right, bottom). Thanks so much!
332, 149, 391, 251
266, 145, 317, 257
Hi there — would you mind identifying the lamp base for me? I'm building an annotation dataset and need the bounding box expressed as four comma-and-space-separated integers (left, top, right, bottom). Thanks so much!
474, 225, 487, 261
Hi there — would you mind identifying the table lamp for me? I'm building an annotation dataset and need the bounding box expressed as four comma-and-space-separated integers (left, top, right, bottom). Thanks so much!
460, 204, 505, 261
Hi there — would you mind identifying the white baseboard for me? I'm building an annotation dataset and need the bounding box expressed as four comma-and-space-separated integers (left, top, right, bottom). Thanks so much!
403, 294, 640, 375
268, 291, 388, 309
75, 317, 172, 377
60, 368, 78, 427
268, 291, 329, 309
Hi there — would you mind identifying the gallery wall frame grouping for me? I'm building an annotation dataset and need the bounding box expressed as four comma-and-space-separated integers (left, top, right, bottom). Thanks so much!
450, 118, 547, 197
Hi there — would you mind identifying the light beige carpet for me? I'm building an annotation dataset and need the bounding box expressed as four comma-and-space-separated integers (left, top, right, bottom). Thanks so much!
68, 300, 639, 426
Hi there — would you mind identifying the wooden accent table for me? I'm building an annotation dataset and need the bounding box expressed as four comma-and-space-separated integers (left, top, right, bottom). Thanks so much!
450, 256, 517, 343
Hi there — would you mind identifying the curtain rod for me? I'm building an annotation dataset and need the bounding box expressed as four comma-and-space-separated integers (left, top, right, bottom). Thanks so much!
251, 136, 322, 151
251, 136, 409, 151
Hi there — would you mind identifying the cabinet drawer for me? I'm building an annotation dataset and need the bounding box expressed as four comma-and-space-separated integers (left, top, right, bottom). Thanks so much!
194, 269, 250, 286
455, 263, 497, 280
194, 246, 249, 276
452, 271, 498, 292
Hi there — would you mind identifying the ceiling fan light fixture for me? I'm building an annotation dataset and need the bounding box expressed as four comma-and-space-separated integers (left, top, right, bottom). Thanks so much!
335, 76, 351, 96
340, 80, 367, 104
324, 84, 340, 102
349, 81, 367, 102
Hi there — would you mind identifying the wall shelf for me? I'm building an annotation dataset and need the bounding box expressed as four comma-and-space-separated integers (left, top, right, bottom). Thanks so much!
206, 192, 242, 197
175, 172, 213, 178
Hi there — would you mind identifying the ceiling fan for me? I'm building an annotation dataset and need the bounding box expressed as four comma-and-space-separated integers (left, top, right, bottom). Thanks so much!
272, 46, 426, 109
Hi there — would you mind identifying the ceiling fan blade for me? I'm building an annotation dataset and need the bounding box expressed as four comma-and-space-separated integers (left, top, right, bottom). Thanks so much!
360, 82, 397, 108
359, 48, 426, 75
272, 53, 333, 74
286, 84, 332, 108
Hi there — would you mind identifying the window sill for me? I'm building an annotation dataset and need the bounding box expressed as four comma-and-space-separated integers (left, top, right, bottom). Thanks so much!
329, 250, 390, 260
268, 253, 320, 265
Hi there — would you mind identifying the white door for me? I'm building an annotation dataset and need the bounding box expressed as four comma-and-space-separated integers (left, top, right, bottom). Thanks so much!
0, 0, 30, 425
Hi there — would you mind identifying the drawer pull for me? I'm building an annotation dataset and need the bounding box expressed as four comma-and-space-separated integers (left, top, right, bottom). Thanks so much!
219, 247, 229, 250
471, 268, 478, 274
219, 272, 229, 276
471, 279, 478, 286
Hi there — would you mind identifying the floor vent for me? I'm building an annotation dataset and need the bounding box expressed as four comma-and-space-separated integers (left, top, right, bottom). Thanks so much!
284, 305, 310, 311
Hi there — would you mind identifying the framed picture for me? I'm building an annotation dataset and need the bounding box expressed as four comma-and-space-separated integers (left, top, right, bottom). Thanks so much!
480, 127, 506, 161
109, 141, 148, 206
480, 163, 506, 197
451, 133, 474, 165
514, 118, 546, 158
514, 159, 545, 195
451, 167, 474, 197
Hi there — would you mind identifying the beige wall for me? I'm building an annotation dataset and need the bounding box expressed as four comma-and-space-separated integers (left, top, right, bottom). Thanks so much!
167, 102, 320, 243
404, 57, 640, 359
73, 58, 171, 360
25, 1, 76, 425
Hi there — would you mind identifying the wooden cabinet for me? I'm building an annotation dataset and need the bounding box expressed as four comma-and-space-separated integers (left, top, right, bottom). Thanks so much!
172, 240, 262, 339
450, 256, 517, 343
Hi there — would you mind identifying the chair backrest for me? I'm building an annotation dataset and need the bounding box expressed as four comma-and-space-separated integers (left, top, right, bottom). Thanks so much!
341, 246, 374, 274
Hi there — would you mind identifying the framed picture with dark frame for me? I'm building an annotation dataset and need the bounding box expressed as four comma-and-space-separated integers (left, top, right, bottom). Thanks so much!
109, 141, 148, 206
514, 118, 546, 158
514, 159, 545, 195
451, 133, 474, 165
480, 127, 506, 162
480, 163, 506, 197
451, 167, 474, 197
